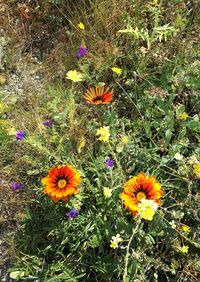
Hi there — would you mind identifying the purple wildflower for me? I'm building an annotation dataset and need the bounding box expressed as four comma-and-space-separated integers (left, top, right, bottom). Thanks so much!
16, 130, 26, 141
11, 182, 23, 192
76, 45, 87, 59
66, 209, 79, 220
105, 159, 114, 169
43, 120, 53, 128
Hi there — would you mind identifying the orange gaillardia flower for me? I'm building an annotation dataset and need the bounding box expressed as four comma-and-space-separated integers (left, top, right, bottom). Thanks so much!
120, 172, 163, 216
41, 165, 81, 202
84, 86, 113, 105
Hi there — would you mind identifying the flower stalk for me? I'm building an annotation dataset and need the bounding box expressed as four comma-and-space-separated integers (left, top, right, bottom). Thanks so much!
123, 219, 141, 281
69, 83, 75, 125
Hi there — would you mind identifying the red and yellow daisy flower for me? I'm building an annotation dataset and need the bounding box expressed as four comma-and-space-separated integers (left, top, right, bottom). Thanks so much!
120, 172, 163, 216
41, 165, 81, 202
84, 86, 113, 105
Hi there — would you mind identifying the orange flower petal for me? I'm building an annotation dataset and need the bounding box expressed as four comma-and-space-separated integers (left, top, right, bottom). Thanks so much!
41, 165, 81, 202
84, 85, 113, 105
120, 172, 163, 217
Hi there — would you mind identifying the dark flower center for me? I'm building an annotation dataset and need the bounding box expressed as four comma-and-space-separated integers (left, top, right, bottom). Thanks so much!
93, 96, 103, 102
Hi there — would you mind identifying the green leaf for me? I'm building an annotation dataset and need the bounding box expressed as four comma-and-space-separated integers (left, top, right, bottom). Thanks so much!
186, 116, 200, 133
165, 129, 173, 144
10, 271, 25, 280
156, 98, 169, 113
125, 257, 137, 282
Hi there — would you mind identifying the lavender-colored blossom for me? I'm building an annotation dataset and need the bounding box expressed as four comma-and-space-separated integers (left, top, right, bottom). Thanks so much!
105, 159, 114, 169
76, 45, 87, 59
16, 130, 26, 141
11, 182, 23, 192
66, 209, 79, 220
43, 120, 53, 128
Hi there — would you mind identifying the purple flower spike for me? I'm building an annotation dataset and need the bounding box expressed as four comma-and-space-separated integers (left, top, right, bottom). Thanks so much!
105, 159, 114, 169
11, 182, 23, 192
43, 120, 53, 128
16, 130, 26, 141
66, 209, 79, 220
76, 45, 87, 59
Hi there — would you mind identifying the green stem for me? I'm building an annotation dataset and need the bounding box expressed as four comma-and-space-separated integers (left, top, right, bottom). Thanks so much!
123, 219, 141, 281
149, 0, 162, 49
69, 82, 75, 125
158, 211, 200, 249
108, 141, 125, 181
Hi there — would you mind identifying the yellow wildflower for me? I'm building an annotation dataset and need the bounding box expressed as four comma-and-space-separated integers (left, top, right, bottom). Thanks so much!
181, 225, 190, 233
121, 136, 129, 145
138, 199, 158, 221
77, 136, 86, 154
193, 163, 200, 178
110, 241, 118, 249
103, 187, 112, 198
110, 234, 122, 249
111, 67, 122, 75
179, 245, 189, 253
179, 112, 189, 120
66, 70, 83, 82
78, 22, 85, 30
96, 126, 110, 142
116, 144, 124, 153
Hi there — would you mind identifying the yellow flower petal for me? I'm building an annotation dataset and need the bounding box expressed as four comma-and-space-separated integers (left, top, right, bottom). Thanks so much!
96, 126, 110, 142
193, 163, 200, 178
111, 67, 122, 75
178, 112, 189, 120
121, 135, 129, 144
78, 22, 85, 30
66, 70, 83, 82
103, 187, 112, 198
181, 225, 190, 233
180, 245, 189, 253
138, 199, 158, 221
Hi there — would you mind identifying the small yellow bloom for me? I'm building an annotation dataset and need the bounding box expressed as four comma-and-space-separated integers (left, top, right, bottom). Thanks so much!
78, 22, 85, 30
96, 126, 110, 142
103, 187, 112, 198
180, 245, 189, 253
138, 199, 158, 221
110, 241, 118, 249
116, 144, 124, 153
77, 136, 86, 154
66, 70, 83, 82
181, 225, 190, 233
121, 136, 129, 145
193, 163, 200, 178
110, 234, 122, 249
111, 67, 122, 75
179, 112, 189, 120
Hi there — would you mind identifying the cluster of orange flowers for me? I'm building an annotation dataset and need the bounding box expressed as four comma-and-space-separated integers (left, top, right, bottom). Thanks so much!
41, 166, 163, 218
